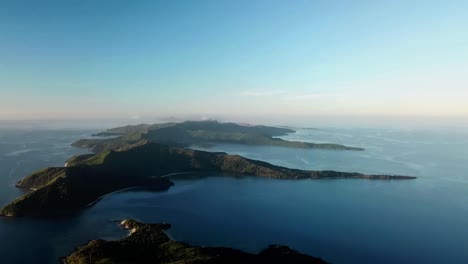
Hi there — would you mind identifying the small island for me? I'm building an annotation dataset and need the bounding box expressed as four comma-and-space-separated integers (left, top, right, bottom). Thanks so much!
72, 120, 364, 153
64, 219, 329, 264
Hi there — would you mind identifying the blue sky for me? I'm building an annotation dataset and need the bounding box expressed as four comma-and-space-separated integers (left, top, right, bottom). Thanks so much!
1, 0, 467, 123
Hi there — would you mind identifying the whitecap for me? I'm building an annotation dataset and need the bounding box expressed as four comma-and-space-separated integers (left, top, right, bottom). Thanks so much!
4, 148, 40, 157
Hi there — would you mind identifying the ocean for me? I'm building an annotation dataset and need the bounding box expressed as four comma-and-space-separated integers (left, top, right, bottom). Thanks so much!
0, 127, 467, 263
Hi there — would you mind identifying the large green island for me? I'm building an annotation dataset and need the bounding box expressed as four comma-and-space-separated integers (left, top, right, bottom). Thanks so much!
64, 219, 329, 264
0, 141, 415, 217
72, 120, 364, 152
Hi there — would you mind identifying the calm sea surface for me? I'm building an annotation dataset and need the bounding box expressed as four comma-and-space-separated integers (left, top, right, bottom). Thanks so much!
0, 127, 467, 264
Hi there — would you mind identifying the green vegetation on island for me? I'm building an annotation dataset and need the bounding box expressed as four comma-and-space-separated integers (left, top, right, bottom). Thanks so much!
0, 121, 417, 264
64, 219, 328, 264
73, 120, 364, 152
1, 142, 415, 218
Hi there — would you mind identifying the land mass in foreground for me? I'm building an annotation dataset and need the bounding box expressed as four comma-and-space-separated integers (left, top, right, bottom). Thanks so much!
1, 141, 415, 218
72, 120, 364, 152
64, 219, 329, 264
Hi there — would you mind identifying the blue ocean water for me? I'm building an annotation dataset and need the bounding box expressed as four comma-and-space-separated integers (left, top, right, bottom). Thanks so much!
0, 127, 467, 263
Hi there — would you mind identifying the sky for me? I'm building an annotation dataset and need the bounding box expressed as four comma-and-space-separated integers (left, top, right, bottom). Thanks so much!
0, 0, 467, 126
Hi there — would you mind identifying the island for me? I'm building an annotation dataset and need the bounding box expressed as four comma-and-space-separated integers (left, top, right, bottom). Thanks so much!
72, 120, 364, 153
1, 141, 415, 218
63, 219, 329, 264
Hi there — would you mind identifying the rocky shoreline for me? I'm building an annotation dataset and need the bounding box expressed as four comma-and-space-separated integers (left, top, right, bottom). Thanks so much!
62, 219, 329, 264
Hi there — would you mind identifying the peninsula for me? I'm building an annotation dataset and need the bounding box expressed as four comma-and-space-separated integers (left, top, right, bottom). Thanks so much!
64, 219, 329, 264
1, 141, 415, 218
72, 120, 364, 152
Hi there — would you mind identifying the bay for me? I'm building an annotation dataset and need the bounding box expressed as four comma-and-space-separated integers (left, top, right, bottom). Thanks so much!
0, 127, 467, 263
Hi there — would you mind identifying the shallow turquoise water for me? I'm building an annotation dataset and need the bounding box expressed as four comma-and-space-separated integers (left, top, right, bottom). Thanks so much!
0, 128, 467, 263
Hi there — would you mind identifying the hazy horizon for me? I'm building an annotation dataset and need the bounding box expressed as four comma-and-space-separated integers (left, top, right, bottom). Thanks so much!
1, 115, 468, 131
1, 0, 467, 125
